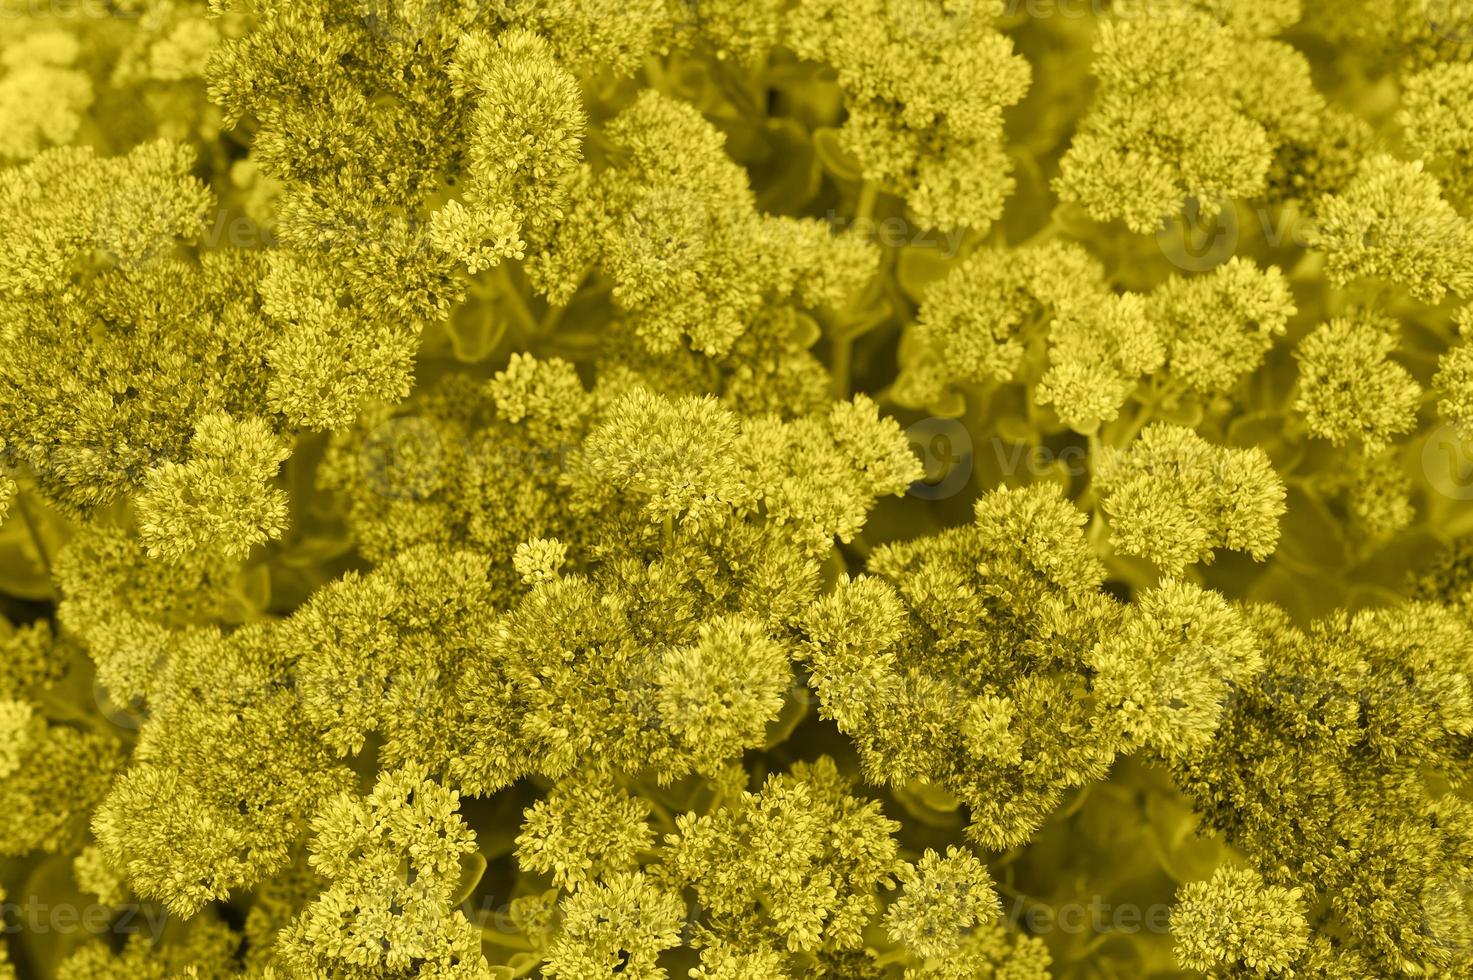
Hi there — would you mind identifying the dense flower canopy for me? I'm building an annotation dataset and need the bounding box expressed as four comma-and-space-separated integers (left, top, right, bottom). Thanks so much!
1, 1, 1472, 979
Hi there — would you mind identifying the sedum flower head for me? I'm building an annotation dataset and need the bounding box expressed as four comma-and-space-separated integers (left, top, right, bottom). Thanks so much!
0, 618, 119, 860
539, 90, 880, 359
259, 249, 421, 432
739, 395, 923, 548
567, 387, 752, 534
56, 909, 243, 980
133, 412, 292, 562
516, 777, 653, 890
276, 768, 491, 979
1294, 312, 1421, 453
1173, 866, 1310, 976
0, 29, 92, 162
666, 757, 900, 953
446, 28, 585, 239
94, 762, 275, 920
1341, 450, 1415, 540
1434, 307, 1473, 438
0, 145, 275, 517
0, 699, 33, 780
72, 843, 127, 908
885, 846, 1000, 961
690, 940, 792, 980
53, 524, 238, 704
786, 0, 1030, 231
1146, 258, 1295, 396
1400, 60, 1473, 209
1095, 424, 1286, 576
513, 536, 569, 586
1313, 154, 1473, 304
500, 0, 675, 77
1176, 602, 1473, 974
0, 618, 66, 700
488, 352, 594, 447
800, 484, 1125, 850
898, 242, 1109, 409
1037, 292, 1164, 434
0, 139, 211, 296
0, 718, 118, 859
1056, 12, 1272, 233
287, 544, 499, 768
1088, 580, 1263, 760
902, 919, 1053, 980
95, 623, 351, 917
544, 871, 685, 980
654, 615, 791, 776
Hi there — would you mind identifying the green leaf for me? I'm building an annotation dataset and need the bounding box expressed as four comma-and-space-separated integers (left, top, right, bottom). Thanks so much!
1145, 791, 1223, 884
752, 119, 821, 213
0, 495, 67, 600
452, 851, 488, 907
929, 389, 968, 419
448, 300, 510, 363
893, 781, 964, 830
813, 127, 863, 183
788, 311, 822, 349
896, 244, 959, 304
1274, 487, 1350, 573
1245, 567, 1317, 625
764, 684, 811, 750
